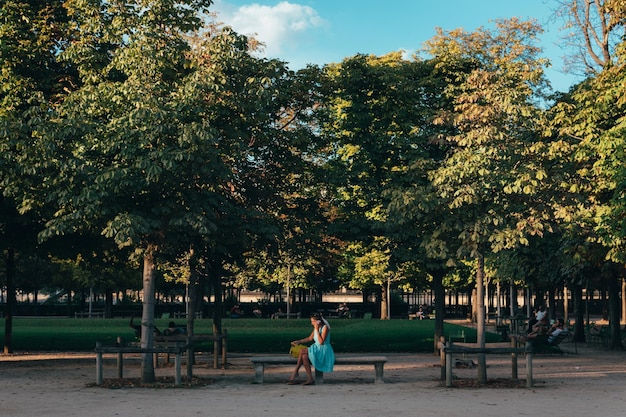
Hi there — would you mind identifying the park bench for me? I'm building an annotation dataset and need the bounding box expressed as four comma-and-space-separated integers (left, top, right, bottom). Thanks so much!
154, 332, 228, 369
172, 311, 202, 319
74, 310, 104, 318
272, 312, 301, 319
250, 355, 388, 384
442, 341, 533, 388
94, 340, 189, 386
530, 330, 570, 354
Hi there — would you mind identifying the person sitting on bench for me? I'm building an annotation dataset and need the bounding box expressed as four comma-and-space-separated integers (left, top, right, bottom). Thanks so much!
547, 318, 566, 343
288, 313, 335, 385
129, 316, 161, 338
163, 321, 187, 336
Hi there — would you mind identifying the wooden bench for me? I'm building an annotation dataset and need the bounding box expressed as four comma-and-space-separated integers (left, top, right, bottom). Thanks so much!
250, 355, 388, 384
75, 311, 104, 318
94, 341, 188, 386
442, 341, 533, 388
272, 312, 301, 319
173, 311, 202, 319
154, 331, 228, 369
531, 330, 570, 354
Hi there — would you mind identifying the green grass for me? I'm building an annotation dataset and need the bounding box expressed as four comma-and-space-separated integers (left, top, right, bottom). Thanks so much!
0, 317, 501, 353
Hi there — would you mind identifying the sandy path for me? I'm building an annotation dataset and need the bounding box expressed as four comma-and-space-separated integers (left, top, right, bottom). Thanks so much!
1, 343, 625, 417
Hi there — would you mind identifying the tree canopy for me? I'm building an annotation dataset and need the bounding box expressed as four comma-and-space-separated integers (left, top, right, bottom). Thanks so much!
2, 1, 626, 362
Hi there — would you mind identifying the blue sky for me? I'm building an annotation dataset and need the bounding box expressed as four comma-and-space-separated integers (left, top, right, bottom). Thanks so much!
210, 0, 580, 92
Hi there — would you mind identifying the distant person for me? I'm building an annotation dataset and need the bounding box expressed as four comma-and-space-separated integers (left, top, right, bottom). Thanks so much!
548, 318, 566, 343
535, 304, 547, 321
523, 316, 549, 346
253, 306, 263, 318
337, 303, 350, 318
526, 305, 546, 334
129, 315, 161, 338
163, 321, 186, 336
288, 313, 335, 385
230, 304, 243, 319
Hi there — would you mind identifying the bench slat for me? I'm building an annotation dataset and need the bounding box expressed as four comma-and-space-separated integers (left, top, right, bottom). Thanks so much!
251, 355, 387, 384
251, 356, 387, 364
95, 346, 188, 354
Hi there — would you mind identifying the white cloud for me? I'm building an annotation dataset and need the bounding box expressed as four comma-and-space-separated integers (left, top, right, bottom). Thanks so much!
211, 1, 327, 59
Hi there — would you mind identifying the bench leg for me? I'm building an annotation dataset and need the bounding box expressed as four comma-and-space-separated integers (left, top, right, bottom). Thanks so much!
374, 363, 384, 383
175, 353, 182, 386
96, 350, 103, 385
526, 352, 533, 388
315, 369, 324, 384
254, 363, 265, 384
445, 351, 453, 387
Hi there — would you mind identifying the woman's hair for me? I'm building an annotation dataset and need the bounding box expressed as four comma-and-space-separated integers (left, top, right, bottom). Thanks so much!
311, 312, 331, 330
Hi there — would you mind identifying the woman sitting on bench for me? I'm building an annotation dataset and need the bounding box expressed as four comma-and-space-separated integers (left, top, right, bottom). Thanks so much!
288, 313, 335, 385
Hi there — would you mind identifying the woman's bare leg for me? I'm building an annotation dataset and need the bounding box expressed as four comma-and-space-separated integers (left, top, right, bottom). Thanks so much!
288, 350, 306, 382
301, 351, 314, 384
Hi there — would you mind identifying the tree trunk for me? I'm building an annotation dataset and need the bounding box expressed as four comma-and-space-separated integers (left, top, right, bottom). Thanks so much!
186, 246, 199, 379
573, 283, 585, 343
548, 287, 557, 321
476, 253, 487, 384
105, 290, 113, 318
211, 266, 223, 334
620, 278, 626, 324
607, 270, 623, 350
471, 287, 477, 323
140, 246, 157, 384
380, 283, 389, 320
3, 248, 15, 354
564, 285, 569, 323
432, 268, 445, 355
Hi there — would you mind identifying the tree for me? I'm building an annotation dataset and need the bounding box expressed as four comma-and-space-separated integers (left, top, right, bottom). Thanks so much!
22, 0, 332, 383
555, 0, 625, 75
0, 0, 74, 353
548, 26, 626, 347
323, 53, 442, 319
424, 18, 552, 381
29, 0, 244, 383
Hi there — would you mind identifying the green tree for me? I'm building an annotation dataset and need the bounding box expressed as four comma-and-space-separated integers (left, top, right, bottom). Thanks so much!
424, 18, 552, 381
30, 0, 241, 383
0, 0, 74, 353
323, 53, 443, 319
25, 1, 332, 383
548, 37, 626, 348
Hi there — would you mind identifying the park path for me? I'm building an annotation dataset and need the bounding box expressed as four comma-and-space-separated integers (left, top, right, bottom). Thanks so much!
1, 342, 625, 417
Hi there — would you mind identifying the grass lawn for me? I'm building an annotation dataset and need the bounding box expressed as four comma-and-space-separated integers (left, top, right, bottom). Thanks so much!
0, 317, 502, 353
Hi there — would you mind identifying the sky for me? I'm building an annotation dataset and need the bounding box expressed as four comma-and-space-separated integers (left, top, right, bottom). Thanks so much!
209, 0, 581, 93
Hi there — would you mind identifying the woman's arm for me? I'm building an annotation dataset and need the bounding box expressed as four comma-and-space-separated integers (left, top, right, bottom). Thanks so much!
291, 330, 315, 346
316, 325, 329, 345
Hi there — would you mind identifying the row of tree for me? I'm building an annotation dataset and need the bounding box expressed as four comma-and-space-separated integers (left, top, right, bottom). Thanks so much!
1, 0, 625, 382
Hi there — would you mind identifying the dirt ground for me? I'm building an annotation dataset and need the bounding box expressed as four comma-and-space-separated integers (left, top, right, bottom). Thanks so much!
1, 339, 625, 417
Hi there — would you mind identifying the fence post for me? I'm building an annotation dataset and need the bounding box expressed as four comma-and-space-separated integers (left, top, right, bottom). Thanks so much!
116, 337, 124, 379
95, 342, 103, 385
445, 341, 453, 387
174, 348, 181, 386
439, 336, 446, 380
511, 337, 518, 379
526, 351, 533, 388
221, 329, 228, 369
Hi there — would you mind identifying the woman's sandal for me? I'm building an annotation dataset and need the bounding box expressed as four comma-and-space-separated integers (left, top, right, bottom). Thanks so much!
287, 373, 299, 384
301, 379, 315, 385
